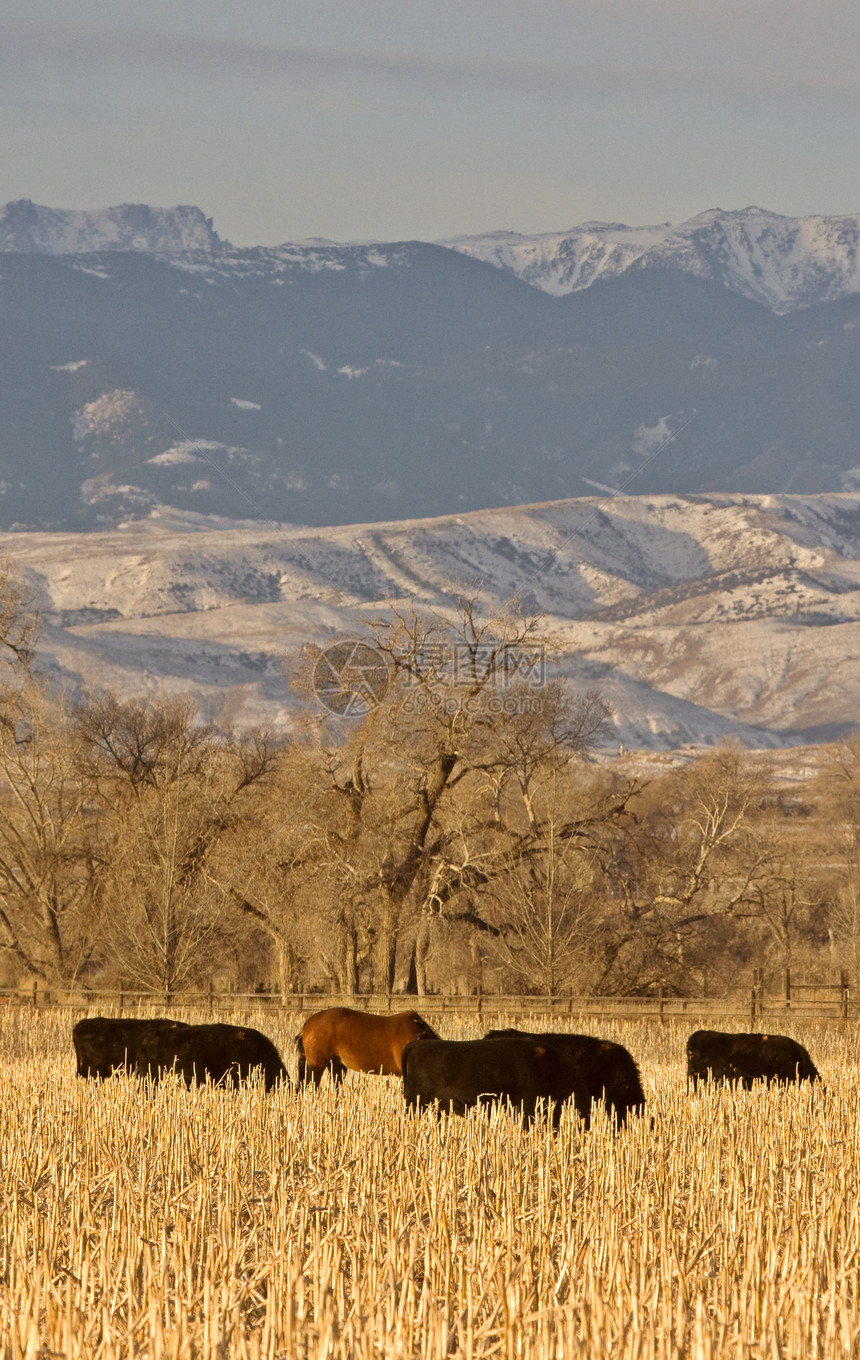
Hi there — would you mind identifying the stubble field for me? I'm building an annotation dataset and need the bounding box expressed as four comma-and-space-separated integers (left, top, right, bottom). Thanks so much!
0, 1009, 858, 1359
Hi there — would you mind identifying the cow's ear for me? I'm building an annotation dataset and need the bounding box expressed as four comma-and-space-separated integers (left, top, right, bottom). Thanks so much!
534, 1045, 546, 1058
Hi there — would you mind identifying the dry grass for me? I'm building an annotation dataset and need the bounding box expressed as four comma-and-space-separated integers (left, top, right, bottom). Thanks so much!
0, 1008, 858, 1358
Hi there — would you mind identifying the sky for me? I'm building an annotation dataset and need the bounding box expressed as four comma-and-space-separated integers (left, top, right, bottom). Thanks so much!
2, 0, 860, 247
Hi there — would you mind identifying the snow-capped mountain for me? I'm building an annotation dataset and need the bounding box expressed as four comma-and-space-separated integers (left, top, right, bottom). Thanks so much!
9, 491, 860, 750
443, 207, 860, 314
5, 199, 860, 313
0, 200, 226, 254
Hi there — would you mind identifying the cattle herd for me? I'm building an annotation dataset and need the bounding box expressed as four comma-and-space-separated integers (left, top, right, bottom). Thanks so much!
71, 1008, 822, 1125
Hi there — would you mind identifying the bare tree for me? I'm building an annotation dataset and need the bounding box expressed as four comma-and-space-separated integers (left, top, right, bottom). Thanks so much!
216, 737, 376, 994
0, 678, 100, 982
814, 737, 860, 864
286, 594, 628, 994
745, 827, 826, 972
0, 557, 37, 678
829, 879, 860, 975
489, 792, 601, 996
599, 748, 778, 994
78, 692, 277, 997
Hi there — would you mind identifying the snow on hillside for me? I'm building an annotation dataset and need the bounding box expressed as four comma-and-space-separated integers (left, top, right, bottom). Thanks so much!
7, 493, 860, 749
0, 200, 226, 253
443, 207, 860, 313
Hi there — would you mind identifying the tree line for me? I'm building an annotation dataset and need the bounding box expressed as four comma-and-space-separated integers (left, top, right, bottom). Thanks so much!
0, 563, 856, 999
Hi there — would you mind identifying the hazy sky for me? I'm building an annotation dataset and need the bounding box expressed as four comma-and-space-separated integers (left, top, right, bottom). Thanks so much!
2, 0, 859, 246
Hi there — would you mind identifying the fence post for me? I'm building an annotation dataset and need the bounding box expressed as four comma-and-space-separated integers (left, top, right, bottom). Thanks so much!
31, 980, 37, 1008
784, 969, 791, 1011
119, 985, 124, 1015
658, 989, 665, 1027
476, 983, 482, 1018
842, 970, 850, 1023
750, 985, 757, 1027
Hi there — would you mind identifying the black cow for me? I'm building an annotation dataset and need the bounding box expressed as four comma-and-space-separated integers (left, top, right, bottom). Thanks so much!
485, 1028, 646, 1127
686, 1029, 820, 1088
133, 1022, 288, 1090
401, 1035, 591, 1129
73, 1017, 189, 1079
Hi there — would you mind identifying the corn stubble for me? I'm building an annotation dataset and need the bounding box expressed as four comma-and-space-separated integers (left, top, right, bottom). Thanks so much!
1, 1013, 858, 1358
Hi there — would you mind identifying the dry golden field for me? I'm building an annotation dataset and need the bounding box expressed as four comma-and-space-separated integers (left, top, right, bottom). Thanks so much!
1, 1008, 858, 1359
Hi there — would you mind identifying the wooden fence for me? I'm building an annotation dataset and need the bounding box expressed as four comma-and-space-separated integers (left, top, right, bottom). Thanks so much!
0, 970, 853, 1024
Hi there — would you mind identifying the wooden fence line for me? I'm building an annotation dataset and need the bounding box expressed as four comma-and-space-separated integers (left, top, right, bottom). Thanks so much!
0, 975, 853, 1024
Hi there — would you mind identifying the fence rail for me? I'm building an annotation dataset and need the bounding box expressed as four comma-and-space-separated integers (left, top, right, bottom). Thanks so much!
0, 976, 854, 1024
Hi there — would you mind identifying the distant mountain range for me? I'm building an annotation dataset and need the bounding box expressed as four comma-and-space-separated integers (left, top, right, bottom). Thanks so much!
9, 491, 860, 750
6, 199, 860, 314
3, 200, 860, 531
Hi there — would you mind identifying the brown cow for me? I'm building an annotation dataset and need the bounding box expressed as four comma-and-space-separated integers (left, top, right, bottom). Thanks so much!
296, 1007, 438, 1085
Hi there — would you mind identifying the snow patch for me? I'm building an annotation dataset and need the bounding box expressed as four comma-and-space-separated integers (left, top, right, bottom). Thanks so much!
632, 416, 675, 457
302, 350, 327, 371
50, 360, 89, 373
72, 265, 111, 279
230, 397, 261, 411
72, 390, 142, 444
149, 446, 201, 466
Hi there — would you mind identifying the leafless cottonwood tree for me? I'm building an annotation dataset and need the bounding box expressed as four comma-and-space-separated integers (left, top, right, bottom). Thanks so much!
487, 785, 603, 996
829, 880, 860, 974
0, 565, 101, 983
0, 557, 37, 678
0, 677, 102, 983
274, 594, 638, 994
210, 735, 371, 993
77, 691, 277, 997
814, 736, 860, 863
597, 748, 784, 994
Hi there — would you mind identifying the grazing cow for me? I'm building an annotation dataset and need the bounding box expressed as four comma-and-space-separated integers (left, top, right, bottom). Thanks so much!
484, 1028, 646, 1127
73, 1017, 189, 1079
296, 1007, 439, 1085
686, 1029, 820, 1088
401, 1035, 591, 1129
133, 1022, 288, 1090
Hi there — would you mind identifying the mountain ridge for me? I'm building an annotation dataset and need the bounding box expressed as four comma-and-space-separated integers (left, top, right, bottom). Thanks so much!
7, 491, 860, 751
5, 199, 860, 314
442, 205, 860, 313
